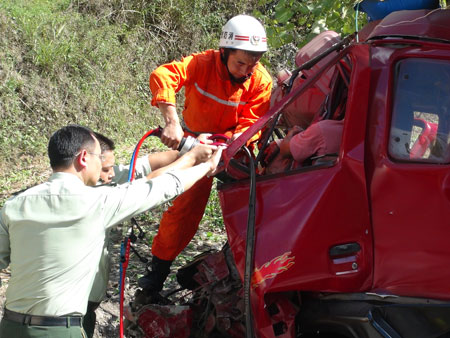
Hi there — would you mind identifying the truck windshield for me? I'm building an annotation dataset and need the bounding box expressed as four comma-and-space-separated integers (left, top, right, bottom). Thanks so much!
389, 58, 450, 163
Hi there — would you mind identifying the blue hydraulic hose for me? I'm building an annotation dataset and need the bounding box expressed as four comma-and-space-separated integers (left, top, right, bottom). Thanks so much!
127, 147, 139, 182
355, 2, 360, 43
119, 148, 138, 298
119, 127, 163, 338
119, 241, 125, 289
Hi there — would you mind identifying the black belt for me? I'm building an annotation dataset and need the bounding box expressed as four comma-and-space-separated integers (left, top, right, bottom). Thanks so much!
3, 308, 82, 327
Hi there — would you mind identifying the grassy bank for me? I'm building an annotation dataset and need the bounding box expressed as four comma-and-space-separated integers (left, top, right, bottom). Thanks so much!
0, 0, 254, 201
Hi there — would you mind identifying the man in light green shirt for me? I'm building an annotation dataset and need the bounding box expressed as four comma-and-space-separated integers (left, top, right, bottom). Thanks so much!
0, 124, 221, 338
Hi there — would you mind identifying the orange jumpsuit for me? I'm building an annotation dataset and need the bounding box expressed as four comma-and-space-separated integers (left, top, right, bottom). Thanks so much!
150, 49, 272, 260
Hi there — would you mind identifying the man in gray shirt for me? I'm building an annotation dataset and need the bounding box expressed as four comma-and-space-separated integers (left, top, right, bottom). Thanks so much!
0, 124, 221, 338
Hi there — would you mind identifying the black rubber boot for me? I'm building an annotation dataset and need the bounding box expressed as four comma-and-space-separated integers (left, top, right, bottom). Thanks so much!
137, 256, 172, 304
135, 256, 173, 306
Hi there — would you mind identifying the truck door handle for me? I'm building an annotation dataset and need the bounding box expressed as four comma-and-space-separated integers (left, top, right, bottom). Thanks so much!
329, 242, 361, 258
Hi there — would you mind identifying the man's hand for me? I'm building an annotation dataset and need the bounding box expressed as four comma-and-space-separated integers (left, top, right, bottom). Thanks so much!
196, 133, 213, 145
188, 144, 218, 165
206, 146, 225, 177
158, 102, 184, 149
161, 123, 184, 150
280, 126, 303, 158
186, 144, 224, 176
174, 146, 225, 191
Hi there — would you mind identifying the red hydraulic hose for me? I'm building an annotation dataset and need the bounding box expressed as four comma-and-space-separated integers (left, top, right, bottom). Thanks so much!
119, 127, 162, 338
119, 239, 130, 338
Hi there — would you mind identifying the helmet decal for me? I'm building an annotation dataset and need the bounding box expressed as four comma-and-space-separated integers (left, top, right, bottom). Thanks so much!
222, 31, 234, 40
235, 35, 250, 41
251, 35, 260, 45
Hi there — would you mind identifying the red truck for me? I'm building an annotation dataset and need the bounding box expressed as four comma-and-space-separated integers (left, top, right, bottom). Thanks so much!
217, 7, 450, 338
126, 6, 450, 338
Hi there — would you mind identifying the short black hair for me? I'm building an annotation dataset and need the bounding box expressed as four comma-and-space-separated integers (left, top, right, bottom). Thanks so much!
94, 132, 115, 153
48, 124, 96, 169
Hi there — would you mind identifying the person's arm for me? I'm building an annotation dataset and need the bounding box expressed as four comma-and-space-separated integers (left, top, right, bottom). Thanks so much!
146, 133, 213, 171
149, 55, 196, 149
158, 103, 184, 150
0, 213, 11, 271
112, 156, 150, 184
145, 144, 217, 180
147, 149, 179, 171
279, 126, 303, 158
171, 146, 223, 191
101, 146, 223, 228
112, 140, 211, 184
285, 123, 323, 163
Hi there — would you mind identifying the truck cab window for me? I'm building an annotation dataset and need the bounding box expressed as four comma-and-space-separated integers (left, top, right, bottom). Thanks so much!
389, 58, 450, 163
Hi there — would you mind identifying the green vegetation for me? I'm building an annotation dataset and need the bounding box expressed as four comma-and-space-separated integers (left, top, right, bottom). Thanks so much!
0, 0, 365, 205
255, 0, 366, 68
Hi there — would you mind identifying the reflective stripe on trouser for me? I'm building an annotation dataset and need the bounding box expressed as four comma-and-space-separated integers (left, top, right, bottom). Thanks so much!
152, 175, 213, 261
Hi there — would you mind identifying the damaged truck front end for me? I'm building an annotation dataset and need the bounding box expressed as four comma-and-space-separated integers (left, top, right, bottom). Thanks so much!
218, 7, 450, 338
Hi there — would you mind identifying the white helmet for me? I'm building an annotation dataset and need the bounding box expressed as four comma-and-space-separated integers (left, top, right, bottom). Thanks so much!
219, 15, 268, 53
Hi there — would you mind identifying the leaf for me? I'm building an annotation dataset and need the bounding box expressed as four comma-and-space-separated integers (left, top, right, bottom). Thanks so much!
279, 30, 293, 43
306, 3, 315, 11
343, 22, 353, 35
285, 22, 295, 30
275, 7, 294, 24
275, 0, 287, 10
322, 0, 334, 11
312, 7, 322, 16
296, 3, 310, 14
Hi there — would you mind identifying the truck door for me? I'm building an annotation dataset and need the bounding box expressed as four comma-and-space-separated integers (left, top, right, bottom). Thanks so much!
368, 46, 450, 300
219, 45, 373, 303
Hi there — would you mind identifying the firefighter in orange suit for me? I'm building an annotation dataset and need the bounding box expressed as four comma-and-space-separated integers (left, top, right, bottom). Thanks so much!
138, 15, 272, 299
